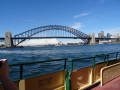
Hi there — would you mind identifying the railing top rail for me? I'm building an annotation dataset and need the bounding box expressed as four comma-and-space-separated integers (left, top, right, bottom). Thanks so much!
9, 58, 68, 66
69, 52, 120, 75
71, 56, 95, 62
71, 52, 120, 62
95, 54, 106, 57
106, 52, 119, 55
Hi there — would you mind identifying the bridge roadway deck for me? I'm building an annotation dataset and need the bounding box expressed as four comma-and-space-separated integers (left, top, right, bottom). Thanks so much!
0, 38, 5, 39
0, 37, 91, 39
0, 37, 119, 39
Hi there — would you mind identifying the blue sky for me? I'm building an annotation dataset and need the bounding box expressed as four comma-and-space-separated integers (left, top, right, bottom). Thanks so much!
0, 0, 120, 45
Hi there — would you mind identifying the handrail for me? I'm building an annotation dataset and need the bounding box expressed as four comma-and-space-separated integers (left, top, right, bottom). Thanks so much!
70, 57, 95, 75
8, 52, 120, 80
9, 58, 68, 66
69, 52, 120, 75
66, 52, 120, 90
95, 54, 109, 66
5, 52, 120, 90
71, 56, 95, 61
105, 52, 120, 64
9, 58, 68, 79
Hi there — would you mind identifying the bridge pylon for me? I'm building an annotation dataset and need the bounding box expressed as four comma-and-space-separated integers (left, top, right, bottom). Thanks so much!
4, 31, 14, 47
89, 33, 96, 44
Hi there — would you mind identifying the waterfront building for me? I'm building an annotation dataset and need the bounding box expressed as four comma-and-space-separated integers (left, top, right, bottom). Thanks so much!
99, 40, 111, 44
107, 33, 110, 38
111, 35, 116, 38
57, 41, 63, 45
101, 31, 104, 38
98, 33, 101, 38
116, 33, 120, 38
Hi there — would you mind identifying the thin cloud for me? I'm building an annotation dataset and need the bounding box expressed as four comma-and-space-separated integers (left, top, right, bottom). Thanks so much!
71, 22, 82, 30
74, 13, 91, 18
87, 19, 95, 23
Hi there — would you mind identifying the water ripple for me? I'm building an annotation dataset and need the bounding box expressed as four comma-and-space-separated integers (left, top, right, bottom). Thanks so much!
0, 44, 120, 80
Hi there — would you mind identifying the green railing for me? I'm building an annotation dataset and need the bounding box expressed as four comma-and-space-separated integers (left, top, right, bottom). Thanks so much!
68, 52, 120, 75
66, 52, 120, 90
9, 58, 68, 79
7, 52, 120, 90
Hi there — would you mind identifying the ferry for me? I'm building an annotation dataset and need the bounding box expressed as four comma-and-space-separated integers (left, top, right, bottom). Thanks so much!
0, 52, 120, 90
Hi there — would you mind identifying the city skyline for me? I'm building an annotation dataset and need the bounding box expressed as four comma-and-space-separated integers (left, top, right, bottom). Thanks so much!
0, 0, 120, 45
97, 31, 120, 38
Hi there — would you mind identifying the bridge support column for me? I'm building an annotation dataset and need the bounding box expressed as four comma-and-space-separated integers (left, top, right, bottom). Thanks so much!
89, 33, 96, 45
4, 31, 13, 48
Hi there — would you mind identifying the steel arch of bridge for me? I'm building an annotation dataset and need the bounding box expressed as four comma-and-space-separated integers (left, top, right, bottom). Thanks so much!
14, 25, 90, 46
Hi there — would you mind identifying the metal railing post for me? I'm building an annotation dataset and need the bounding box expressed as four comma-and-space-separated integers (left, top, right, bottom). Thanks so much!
20, 64, 23, 79
66, 61, 73, 90
92, 57, 96, 69
64, 59, 67, 70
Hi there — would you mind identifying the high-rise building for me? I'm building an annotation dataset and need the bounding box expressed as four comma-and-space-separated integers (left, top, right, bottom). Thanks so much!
98, 33, 101, 38
107, 33, 110, 38
116, 33, 119, 38
101, 31, 104, 38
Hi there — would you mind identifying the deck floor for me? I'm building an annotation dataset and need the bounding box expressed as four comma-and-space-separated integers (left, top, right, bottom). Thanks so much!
91, 76, 120, 90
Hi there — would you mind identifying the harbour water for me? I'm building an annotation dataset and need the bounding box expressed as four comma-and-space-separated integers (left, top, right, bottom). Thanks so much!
0, 44, 120, 80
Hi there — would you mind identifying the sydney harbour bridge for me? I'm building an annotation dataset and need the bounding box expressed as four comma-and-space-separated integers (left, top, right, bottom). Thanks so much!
0, 25, 118, 47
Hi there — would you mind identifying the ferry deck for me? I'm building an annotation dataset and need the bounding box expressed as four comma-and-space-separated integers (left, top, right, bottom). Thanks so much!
0, 52, 120, 90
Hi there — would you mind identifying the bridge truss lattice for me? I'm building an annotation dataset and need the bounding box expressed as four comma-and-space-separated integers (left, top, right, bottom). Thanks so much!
14, 25, 90, 46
